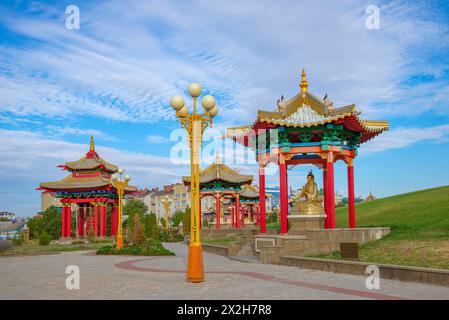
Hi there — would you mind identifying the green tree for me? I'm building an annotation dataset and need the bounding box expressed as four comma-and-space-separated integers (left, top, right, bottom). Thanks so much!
124, 199, 148, 223
143, 213, 157, 237
126, 214, 145, 246
182, 207, 191, 234
28, 205, 62, 240
171, 210, 185, 227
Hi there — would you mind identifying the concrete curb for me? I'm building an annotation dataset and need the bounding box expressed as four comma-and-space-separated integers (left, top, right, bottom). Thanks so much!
281, 255, 449, 287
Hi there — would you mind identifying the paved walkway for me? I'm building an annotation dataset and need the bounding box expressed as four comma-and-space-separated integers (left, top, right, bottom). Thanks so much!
1, 243, 448, 299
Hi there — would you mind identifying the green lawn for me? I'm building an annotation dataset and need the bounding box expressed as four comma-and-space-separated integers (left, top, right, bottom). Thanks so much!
267, 186, 449, 269
1, 240, 114, 257
203, 237, 241, 245
329, 186, 449, 269
336, 185, 449, 240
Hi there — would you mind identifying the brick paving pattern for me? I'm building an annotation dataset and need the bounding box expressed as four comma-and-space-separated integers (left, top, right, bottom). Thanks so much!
1, 242, 448, 299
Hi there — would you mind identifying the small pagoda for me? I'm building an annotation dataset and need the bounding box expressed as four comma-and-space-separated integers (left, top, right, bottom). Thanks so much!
38, 136, 137, 239
227, 69, 389, 234
236, 184, 262, 227
182, 155, 253, 229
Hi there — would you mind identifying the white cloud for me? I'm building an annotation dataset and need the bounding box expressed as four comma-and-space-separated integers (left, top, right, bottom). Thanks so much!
0, 0, 447, 126
146, 134, 169, 144
45, 125, 118, 141
360, 124, 449, 153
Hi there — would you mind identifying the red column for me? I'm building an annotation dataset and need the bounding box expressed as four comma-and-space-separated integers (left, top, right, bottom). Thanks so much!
61, 205, 67, 238
77, 206, 84, 237
327, 153, 336, 229
94, 203, 99, 237
110, 206, 116, 236
231, 206, 235, 228
259, 165, 267, 233
100, 204, 106, 237
323, 168, 329, 229
241, 206, 245, 227
347, 159, 356, 228
250, 205, 254, 222
235, 195, 240, 229
256, 205, 260, 226
279, 159, 288, 234
66, 204, 72, 238
215, 193, 221, 229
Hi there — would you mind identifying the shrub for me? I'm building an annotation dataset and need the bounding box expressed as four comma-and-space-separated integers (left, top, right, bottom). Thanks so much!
267, 210, 278, 223
12, 237, 24, 246
167, 230, 184, 242
96, 239, 174, 256
38, 232, 52, 246
160, 229, 168, 242
0, 240, 13, 255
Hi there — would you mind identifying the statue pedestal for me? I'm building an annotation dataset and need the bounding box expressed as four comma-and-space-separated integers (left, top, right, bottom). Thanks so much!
288, 214, 326, 235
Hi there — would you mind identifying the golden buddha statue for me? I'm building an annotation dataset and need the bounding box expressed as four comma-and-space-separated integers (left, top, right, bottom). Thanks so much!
290, 170, 324, 215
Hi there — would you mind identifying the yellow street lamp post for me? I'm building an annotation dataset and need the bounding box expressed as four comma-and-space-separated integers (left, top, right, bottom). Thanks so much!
170, 83, 218, 283
111, 168, 131, 250
161, 195, 172, 231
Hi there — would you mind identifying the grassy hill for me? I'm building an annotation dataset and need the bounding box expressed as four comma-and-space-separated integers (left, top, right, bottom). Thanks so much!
336, 185, 449, 240
267, 185, 449, 269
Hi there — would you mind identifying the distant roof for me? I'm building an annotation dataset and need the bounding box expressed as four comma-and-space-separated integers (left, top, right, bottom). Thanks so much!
240, 184, 260, 199
364, 192, 377, 201
183, 157, 253, 185
0, 221, 26, 232
62, 136, 118, 172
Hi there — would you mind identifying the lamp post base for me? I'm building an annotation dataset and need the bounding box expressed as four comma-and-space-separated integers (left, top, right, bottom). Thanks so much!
116, 235, 123, 250
187, 243, 204, 283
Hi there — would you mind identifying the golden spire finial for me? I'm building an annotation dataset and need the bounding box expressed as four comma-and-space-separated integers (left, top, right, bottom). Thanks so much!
300, 68, 308, 93
90, 135, 95, 151
215, 153, 221, 164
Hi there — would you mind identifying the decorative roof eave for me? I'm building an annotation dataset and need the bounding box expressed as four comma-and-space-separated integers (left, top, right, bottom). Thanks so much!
257, 91, 357, 121
182, 163, 253, 185
64, 156, 118, 172
239, 184, 260, 198
38, 175, 137, 193
182, 174, 253, 185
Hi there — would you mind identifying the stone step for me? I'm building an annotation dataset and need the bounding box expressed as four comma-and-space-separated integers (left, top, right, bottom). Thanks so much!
228, 256, 260, 264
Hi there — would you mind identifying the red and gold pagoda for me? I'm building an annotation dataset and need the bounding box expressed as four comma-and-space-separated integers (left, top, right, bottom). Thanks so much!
227, 69, 389, 234
38, 136, 137, 239
183, 155, 253, 229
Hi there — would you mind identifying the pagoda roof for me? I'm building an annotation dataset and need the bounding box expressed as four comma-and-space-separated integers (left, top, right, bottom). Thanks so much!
226, 69, 388, 144
239, 184, 260, 198
183, 157, 253, 185
61, 136, 118, 172
39, 174, 137, 192
64, 156, 118, 172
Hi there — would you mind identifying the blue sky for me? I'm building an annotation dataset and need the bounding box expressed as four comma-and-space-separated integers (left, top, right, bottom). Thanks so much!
1, 0, 449, 217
